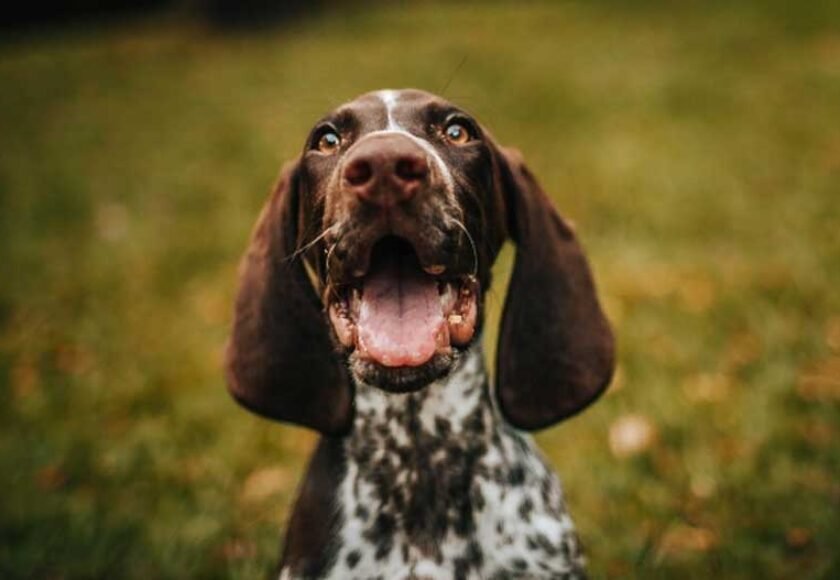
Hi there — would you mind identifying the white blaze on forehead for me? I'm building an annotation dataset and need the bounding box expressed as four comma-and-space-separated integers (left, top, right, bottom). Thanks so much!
373, 90, 455, 192
376, 89, 402, 130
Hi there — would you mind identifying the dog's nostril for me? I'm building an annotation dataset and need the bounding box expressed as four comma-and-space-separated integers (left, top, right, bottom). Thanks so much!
345, 159, 374, 187
395, 156, 428, 183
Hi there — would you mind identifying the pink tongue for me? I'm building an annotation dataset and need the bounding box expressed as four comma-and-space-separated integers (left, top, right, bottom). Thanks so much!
357, 257, 445, 368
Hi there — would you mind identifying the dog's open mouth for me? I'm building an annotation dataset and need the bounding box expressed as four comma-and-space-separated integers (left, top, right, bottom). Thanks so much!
327, 236, 478, 389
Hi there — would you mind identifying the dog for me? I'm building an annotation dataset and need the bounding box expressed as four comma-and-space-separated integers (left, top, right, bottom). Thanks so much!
226, 89, 614, 579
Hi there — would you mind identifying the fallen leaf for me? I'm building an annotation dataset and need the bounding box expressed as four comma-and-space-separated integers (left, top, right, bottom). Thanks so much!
690, 474, 717, 499
678, 274, 716, 313
608, 414, 656, 458
240, 467, 292, 504
683, 373, 731, 403
656, 524, 718, 560
724, 330, 763, 369
221, 538, 257, 561
825, 316, 840, 352
796, 357, 840, 402
54, 343, 94, 377
35, 465, 67, 491
95, 201, 129, 242
796, 420, 835, 447
785, 527, 812, 551
11, 356, 40, 400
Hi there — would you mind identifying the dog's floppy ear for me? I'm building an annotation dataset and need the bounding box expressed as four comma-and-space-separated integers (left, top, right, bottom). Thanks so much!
494, 147, 615, 431
225, 160, 353, 434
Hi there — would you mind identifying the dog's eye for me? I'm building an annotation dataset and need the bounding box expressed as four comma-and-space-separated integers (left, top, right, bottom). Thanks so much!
316, 131, 341, 154
444, 122, 472, 145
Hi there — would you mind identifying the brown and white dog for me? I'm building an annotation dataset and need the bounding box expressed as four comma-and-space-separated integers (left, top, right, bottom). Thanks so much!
226, 89, 614, 579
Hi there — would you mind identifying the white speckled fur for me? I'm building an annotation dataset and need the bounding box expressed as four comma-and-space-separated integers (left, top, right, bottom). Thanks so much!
307, 347, 586, 580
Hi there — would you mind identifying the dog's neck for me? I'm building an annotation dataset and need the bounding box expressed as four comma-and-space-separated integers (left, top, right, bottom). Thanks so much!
352, 346, 493, 440
341, 346, 499, 566
326, 345, 586, 578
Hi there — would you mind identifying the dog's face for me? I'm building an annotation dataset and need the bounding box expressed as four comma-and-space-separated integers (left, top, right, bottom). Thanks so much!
297, 90, 506, 392
226, 89, 614, 435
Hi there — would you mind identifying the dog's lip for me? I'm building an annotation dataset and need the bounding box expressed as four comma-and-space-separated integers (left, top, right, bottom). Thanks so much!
331, 247, 463, 287
346, 263, 451, 281
349, 350, 457, 393
325, 230, 469, 288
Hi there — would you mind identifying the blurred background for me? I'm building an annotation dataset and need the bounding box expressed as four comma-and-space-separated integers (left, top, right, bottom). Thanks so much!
1, 1, 838, 578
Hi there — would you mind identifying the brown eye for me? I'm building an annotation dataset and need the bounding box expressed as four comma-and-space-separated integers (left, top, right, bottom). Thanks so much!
317, 131, 341, 154
444, 122, 471, 145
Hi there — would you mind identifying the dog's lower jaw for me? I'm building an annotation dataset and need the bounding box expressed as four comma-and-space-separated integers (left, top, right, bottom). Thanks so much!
284, 345, 586, 580
348, 348, 459, 393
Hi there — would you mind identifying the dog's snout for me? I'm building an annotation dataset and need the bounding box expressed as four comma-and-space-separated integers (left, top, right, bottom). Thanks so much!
344, 158, 374, 187
395, 155, 428, 184
342, 135, 429, 207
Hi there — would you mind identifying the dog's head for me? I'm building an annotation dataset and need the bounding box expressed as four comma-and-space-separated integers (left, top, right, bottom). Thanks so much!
226, 89, 614, 434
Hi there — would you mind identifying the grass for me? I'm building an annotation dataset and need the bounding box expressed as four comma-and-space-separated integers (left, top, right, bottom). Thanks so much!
1, 1, 838, 578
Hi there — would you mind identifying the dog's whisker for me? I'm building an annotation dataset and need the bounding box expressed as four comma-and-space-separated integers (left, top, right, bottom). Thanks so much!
285, 225, 335, 263
451, 218, 479, 277
324, 241, 337, 270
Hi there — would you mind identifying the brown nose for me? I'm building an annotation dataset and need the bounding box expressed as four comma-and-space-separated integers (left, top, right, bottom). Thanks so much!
342, 134, 429, 207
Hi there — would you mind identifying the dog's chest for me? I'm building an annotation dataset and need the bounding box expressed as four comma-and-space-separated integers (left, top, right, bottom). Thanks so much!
323, 352, 585, 580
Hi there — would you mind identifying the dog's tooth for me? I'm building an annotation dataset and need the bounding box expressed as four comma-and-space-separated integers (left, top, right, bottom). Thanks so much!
352, 268, 366, 278
461, 275, 479, 296
435, 321, 451, 349
450, 288, 477, 346
328, 303, 355, 348
440, 283, 457, 311
424, 264, 446, 276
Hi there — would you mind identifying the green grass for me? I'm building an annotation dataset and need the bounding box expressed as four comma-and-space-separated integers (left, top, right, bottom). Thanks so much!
1, 2, 839, 578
